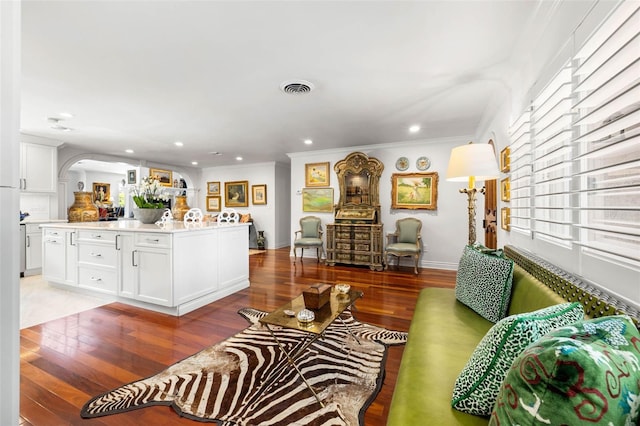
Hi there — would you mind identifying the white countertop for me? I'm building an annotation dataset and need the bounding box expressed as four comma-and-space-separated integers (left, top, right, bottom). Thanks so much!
39, 220, 249, 233
21, 219, 68, 224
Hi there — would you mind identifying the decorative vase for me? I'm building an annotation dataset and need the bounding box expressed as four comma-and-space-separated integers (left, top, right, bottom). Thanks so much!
257, 230, 266, 250
172, 195, 190, 221
133, 207, 165, 224
68, 191, 99, 222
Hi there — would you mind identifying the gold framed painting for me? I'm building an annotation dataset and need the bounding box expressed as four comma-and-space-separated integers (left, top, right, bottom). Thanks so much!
500, 146, 511, 173
207, 181, 220, 195
206, 195, 221, 212
127, 169, 137, 185
305, 162, 330, 187
92, 182, 110, 204
500, 177, 511, 202
391, 172, 439, 210
501, 207, 511, 231
302, 188, 334, 212
252, 184, 267, 205
225, 180, 249, 207
149, 168, 172, 187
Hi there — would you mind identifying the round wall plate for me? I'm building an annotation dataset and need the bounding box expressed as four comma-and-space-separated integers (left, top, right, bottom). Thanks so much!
416, 156, 431, 171
396, 157, 409, 171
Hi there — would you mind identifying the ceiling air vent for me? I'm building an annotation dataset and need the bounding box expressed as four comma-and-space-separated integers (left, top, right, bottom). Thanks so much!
280, 80, 315, 94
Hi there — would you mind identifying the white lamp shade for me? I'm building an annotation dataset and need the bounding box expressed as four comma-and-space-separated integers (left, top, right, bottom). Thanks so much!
446, 143, 500, 182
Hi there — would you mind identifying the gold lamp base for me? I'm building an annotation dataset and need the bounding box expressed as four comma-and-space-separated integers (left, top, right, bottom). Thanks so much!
460, 182, 485, 246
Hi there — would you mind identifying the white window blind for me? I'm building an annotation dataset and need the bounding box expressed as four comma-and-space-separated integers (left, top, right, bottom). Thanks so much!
508, 109, 532, 234
572, 1, 640, 264
531, 63, 573, 245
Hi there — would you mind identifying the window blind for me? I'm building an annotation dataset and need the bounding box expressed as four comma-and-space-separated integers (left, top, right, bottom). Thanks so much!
508, 109, 532, 235
532, 62, 573, 245
572, 1, 640, 263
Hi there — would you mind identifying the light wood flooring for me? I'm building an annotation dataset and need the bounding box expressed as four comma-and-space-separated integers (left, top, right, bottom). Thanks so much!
20, 248, 456, 425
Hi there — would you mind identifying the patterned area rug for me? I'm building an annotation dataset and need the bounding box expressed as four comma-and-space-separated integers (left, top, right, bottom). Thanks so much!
81, 308, 407, 425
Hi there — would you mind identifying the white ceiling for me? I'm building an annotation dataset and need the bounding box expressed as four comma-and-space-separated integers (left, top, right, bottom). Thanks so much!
21, 0, 549, 168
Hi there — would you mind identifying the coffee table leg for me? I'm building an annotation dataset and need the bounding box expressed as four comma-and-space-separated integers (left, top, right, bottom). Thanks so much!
265, 324, 325, 407
338, 316, 361, 345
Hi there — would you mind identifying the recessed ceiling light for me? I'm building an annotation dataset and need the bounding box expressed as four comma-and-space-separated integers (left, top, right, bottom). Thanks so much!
409, 125, 421, 133
236, 156, 243, 161
191, 161, 198, 165
58, 112, 74, 119
304, 139, 313, 145
174, 141, 183, 147
125, 149, 134, 154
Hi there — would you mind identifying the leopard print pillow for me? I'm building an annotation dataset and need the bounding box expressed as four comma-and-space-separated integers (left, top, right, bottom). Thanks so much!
451, 302, 584, 416
455, 245, 514, 323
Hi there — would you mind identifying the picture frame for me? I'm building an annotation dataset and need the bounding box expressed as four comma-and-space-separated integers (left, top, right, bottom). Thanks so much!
127, 169, 137, 185
207, 181, 220, 195
391, 172, 439, 210
501, 207, 511, 231
92, 182, 111, 204
500, 177, 511, 202
225, 180, 249, 207
305, 162, 330, 187
500, 146, 511, 173
302, 188, 334, 212
149, 168, 173, 187
252, 184, 267, 205
206, 195, 221, 212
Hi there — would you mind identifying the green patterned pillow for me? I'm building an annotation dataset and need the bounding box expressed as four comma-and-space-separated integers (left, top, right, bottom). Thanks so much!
451, 302, 584, 416
490, 315, 640, 425
455, 245, 515, 323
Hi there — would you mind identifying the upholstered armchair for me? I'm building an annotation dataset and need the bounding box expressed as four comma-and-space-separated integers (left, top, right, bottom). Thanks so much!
293, 216, 324, 262
384, 217, 422, 274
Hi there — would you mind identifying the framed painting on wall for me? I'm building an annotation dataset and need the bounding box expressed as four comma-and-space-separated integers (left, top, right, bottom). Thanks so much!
225, 181, 249, 207
127, 169, 137, 185
149, 168, 172, 187
500, 177, 511, 202
206, 196, 221, 212
305, 162, 330, 187
390, 172, 439, 210
302, 188, 334, 212
92, 182, 110, 204
207, 181, 220, 195
252, 184, 267, 205
501, 207, 511, 231
500, 146, 511, 173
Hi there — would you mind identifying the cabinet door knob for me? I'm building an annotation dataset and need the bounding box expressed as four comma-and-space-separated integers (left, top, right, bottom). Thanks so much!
89, 276, 102, 282
89, 252, 102, 258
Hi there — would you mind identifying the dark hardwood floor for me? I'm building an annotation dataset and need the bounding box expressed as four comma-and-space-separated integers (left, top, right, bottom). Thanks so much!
20, 248, 456, 426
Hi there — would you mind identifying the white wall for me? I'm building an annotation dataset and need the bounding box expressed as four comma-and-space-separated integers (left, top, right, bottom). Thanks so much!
288, 136, 477, 269
200, 162, 289, 249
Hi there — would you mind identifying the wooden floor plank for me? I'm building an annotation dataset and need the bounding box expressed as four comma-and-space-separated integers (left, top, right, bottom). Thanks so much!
20, 247, 457, 425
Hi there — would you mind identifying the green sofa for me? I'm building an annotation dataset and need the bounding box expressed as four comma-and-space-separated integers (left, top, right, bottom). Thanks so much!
387, 245, 639, 426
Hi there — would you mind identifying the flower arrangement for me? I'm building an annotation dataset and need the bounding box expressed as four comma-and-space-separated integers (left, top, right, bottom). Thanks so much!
132, 176, 169, 209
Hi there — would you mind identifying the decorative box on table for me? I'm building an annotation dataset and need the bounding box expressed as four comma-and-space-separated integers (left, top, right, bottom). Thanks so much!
303, 283, 332, 309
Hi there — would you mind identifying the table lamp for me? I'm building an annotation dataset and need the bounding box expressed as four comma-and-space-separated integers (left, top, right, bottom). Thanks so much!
446, 142, 500, 246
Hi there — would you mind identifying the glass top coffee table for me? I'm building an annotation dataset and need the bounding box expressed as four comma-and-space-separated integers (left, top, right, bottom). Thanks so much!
259, 286, 363, 406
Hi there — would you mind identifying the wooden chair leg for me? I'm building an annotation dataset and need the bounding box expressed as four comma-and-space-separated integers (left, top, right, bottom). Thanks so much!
414, 255, 419, 274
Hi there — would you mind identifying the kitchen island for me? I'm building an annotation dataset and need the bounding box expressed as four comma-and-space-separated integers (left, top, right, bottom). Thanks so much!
40, 220, 250, 316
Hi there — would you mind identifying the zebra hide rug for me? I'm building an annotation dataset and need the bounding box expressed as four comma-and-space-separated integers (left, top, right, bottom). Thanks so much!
81, 307, 407, 425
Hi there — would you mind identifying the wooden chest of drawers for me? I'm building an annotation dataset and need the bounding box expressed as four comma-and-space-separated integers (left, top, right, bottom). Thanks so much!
326, 223, 384, 271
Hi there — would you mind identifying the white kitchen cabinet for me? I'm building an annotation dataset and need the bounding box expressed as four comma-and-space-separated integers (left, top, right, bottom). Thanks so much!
41, 222, 250, 316
42, 228, 77, 286
25, 223, 42, 273
20, 143, 57, 192
76, 230, 117, 295
118, 232, 172, 306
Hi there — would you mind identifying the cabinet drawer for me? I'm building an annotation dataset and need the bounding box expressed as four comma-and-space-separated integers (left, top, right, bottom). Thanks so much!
78, 230, 116, 243
135, 233, 171, 248
78, 267, 117, 294
78, 243, 117, 267
354, 243, 370, 251
44, 228, 64, 238
337, 242, 352, 250
26, 224, 41, 233
354, 232, 370, 240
